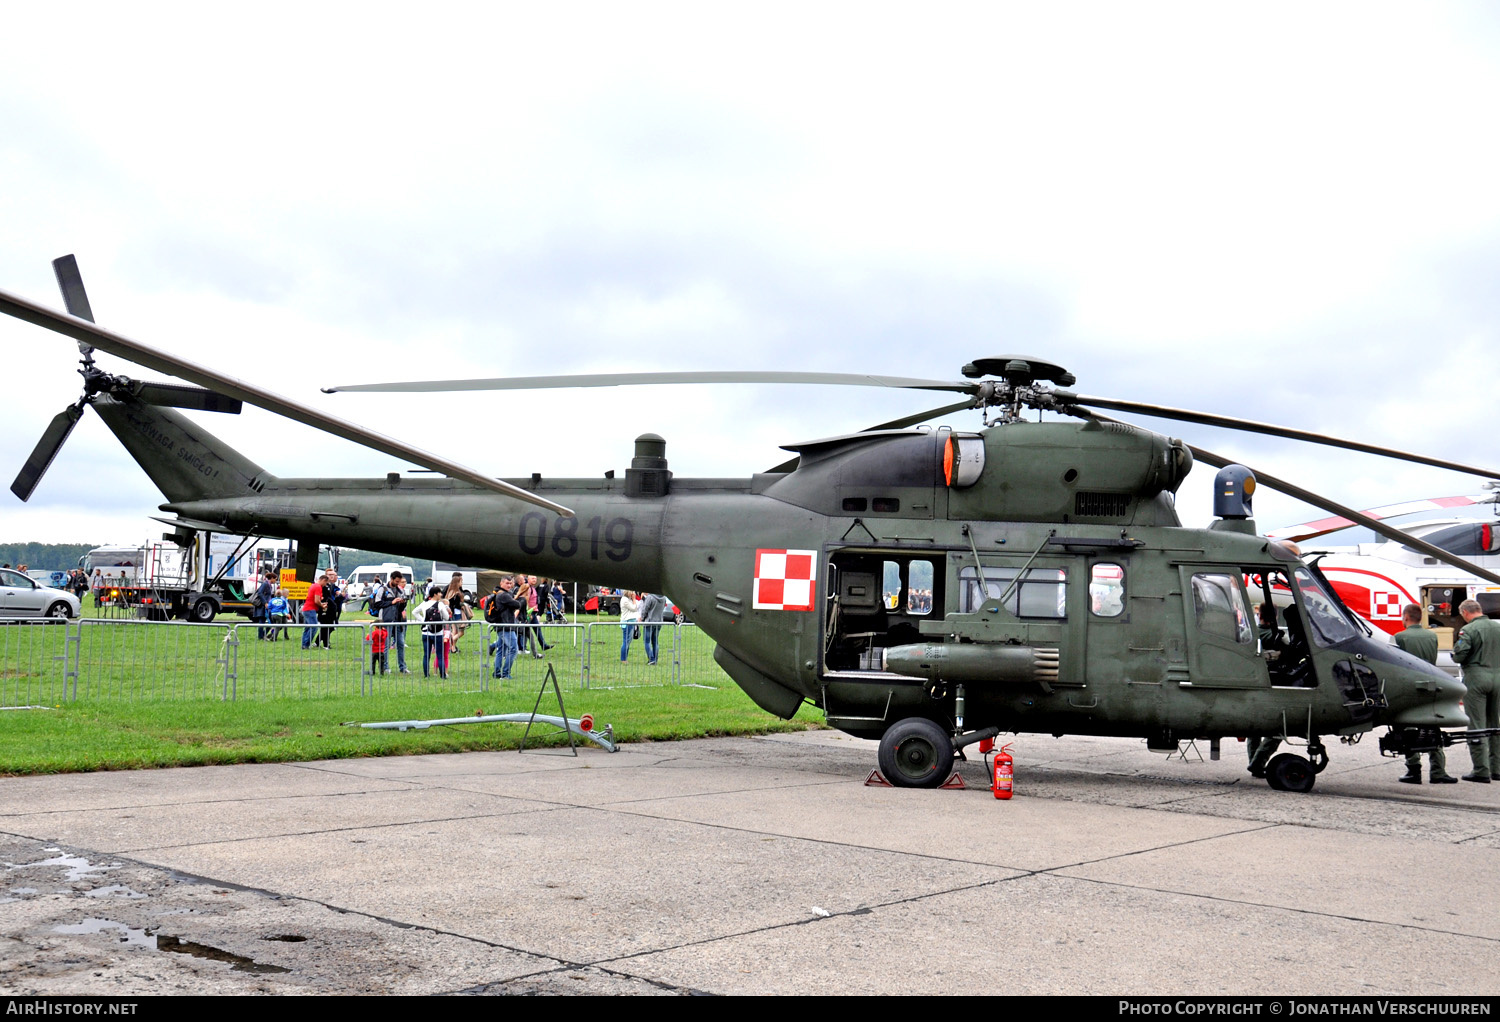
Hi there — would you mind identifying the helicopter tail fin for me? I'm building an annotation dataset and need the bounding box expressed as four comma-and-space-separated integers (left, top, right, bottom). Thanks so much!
91, 392, 270, 504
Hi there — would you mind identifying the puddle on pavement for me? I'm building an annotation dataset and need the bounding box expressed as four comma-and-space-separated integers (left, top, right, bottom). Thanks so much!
51, 918, 293, 974
159, 937, 291, 973
7, 853, 119, 882
53, 918, 157, 949
86, 885, 146, 899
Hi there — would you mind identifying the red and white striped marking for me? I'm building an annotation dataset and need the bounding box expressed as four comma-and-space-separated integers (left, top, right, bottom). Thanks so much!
1268, 495, 1491, 542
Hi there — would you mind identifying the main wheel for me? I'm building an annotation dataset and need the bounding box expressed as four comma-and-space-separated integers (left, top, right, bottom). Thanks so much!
1266, 753, 1316, 793
45, 601, 71, 619
877, 717, 954, 789
189, 598, 217, 623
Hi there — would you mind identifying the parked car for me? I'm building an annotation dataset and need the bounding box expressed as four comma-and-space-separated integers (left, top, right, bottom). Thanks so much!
0, 568, 81, 618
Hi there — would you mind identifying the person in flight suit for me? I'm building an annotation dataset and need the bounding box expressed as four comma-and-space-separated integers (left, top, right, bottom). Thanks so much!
1393, 604, 1456, 784
1248, 604, 1285, 777
1452, 599, 1500, 783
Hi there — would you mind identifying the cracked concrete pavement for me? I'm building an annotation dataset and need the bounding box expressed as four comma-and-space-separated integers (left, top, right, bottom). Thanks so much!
2, 729, 1499, 995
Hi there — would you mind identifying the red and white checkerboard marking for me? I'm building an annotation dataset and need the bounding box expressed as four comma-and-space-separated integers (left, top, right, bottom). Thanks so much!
753, 549, 817, 611
1371, 591, 1403, 620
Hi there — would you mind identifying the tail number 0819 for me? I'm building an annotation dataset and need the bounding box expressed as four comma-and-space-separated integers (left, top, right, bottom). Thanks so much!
518, 513, 633, 562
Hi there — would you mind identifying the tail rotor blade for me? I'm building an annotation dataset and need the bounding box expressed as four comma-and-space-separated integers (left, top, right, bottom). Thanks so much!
0, 284, 576, 515
11, 405, 84, 502
51, 255, 95, 323
133, 382, 243, 414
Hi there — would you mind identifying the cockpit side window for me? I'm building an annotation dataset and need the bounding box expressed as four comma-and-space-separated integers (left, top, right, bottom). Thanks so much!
1191, 573, 1253, 645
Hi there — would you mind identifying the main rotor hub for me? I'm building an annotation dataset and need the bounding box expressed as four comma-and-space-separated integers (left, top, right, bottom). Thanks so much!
961, 356, 1076, 389
961, 357, 1077, 426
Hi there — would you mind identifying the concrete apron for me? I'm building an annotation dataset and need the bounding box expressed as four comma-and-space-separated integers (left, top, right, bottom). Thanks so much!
1, 728, 1498, 995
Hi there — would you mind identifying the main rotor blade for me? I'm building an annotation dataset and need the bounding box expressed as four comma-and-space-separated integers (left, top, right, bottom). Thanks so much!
0, 286, 574, 516
11, 404, 84, 502
132, 382, 243, 414
324, 370, 978, 395
764, 397, 980, 474
1189, 445, 1500, 586
1066, 394, 1500, 480
51, 255, 95, 323
1067, 408, 1500, 586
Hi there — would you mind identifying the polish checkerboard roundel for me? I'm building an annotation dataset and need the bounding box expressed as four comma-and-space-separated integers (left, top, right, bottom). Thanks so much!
1371, 591, 1403, 620
754, 549, 817, 611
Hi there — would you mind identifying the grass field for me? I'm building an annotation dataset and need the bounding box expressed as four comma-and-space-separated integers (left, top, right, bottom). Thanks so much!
0, 606, 825, 775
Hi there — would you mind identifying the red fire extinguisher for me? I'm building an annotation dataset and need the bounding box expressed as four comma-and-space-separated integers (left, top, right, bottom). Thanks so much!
992, 743, 1014, 800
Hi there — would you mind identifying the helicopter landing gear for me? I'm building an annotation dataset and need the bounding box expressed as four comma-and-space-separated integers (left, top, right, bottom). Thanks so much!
876, 717, 954, 789
1265, 753, 1317, 793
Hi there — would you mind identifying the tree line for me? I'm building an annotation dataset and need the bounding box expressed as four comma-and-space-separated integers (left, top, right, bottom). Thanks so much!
0, 543, 95, 571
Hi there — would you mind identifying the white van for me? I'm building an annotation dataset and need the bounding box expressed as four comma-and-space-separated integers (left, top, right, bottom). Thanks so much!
345, 563, 415, 599
432, 562, 480, 595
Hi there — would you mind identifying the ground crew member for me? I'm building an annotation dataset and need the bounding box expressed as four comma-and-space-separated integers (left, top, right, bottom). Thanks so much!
1452, 599, 1500, 783
1393, 604, 1457, 784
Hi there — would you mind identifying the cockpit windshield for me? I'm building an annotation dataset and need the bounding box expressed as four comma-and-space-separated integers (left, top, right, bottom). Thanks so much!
1292, 566, 1358, 647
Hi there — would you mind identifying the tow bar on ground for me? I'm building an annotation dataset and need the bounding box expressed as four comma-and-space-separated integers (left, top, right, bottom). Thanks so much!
356, 663, 617, 753
358, 712, 616, 752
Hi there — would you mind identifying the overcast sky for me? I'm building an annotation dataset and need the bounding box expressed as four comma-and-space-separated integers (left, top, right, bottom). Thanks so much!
2, 2, 1499, 550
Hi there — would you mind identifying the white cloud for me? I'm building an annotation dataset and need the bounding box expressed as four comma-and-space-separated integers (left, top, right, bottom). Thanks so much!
0, 1, 1497, 546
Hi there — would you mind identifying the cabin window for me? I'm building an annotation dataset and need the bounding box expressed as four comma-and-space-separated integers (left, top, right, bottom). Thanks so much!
879, 559, 934, 614
1191, 573, 1253, 644
958, 566, 1067, 618
906, 560, 934, 615
1089, 563, 1125, 617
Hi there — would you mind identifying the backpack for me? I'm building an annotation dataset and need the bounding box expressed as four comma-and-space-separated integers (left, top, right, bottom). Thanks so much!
423, 602, 444, 634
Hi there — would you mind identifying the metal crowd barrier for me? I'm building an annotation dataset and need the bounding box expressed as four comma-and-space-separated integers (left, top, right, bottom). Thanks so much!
0, 615, 728, 702
0, 618, 73, 706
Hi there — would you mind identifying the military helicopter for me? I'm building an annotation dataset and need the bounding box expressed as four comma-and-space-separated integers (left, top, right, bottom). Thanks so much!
4, 256, 1499, 794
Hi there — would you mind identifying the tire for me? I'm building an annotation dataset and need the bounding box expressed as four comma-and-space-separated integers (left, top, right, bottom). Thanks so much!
190, 598, 217, 623
877, 717, 954, 789
45, 602, 71, 620
1267, 753, 1316, 793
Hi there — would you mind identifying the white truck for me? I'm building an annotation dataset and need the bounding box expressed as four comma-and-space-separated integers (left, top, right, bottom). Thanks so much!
83, 533, 285, 622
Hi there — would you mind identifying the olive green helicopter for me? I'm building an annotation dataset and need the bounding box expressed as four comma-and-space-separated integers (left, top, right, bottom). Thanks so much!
5, 255, 1500, 793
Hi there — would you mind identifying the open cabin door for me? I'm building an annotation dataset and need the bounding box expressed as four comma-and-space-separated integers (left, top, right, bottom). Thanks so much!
822, 549, 943, 675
